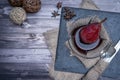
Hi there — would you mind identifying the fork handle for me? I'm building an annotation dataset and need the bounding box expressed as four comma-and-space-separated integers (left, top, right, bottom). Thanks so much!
81, 59, 109, 80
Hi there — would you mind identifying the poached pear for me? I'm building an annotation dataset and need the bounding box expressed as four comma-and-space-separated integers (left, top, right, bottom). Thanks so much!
80, 18, 107, 44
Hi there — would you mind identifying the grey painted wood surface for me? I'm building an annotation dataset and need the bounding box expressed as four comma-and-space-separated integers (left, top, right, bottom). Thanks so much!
0, 0, 120, 80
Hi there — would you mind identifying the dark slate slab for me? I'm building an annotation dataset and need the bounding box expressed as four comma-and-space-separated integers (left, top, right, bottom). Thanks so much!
55, 7, 120, 79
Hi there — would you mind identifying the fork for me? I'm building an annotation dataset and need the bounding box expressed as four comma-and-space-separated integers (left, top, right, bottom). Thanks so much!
81, 40, 119, 80
100, 41, 113, 58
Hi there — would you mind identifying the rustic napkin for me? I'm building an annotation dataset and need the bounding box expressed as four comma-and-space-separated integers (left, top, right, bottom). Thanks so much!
65, 16, 110, 68
80, 0, 99, 10
43, 0, 107, 80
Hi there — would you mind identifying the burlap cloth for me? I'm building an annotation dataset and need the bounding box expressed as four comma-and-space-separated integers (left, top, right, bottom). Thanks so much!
43, 0, 110, 80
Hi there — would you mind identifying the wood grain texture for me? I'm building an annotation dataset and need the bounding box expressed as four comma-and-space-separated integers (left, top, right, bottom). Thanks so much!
0, 33, 48, 48
0, 19, 59, 33
0, 4, 59, 48
0, 0, 120, 80
0, 49, 51, 63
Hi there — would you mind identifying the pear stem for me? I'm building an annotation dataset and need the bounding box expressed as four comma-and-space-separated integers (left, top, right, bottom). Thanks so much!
100, 17, 107, 24
88, 18, 93, 24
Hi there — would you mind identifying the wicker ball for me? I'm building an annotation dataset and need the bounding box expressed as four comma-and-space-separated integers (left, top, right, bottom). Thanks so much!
8, 0, 23, 7
23, 0, 41, 13
9, 7, 26, 25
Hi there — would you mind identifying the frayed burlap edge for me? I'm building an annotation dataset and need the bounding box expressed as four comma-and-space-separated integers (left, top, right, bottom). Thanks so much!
43, 29, 83, 80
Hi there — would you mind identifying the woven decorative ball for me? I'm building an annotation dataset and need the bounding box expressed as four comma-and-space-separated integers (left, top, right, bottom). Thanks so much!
8, 0, 23, 7
9, 7, 26, 25
23, 0, 41, 13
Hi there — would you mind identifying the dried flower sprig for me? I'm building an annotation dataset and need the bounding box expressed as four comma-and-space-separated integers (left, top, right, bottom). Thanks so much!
63, 7, 76, 20
51, 10, 60, 17
57, 1, 62, 9
51, 1, 62, 17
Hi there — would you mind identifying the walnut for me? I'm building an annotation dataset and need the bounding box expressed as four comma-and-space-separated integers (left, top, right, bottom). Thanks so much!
22, 0, 41, 13
8, 0, 23, 7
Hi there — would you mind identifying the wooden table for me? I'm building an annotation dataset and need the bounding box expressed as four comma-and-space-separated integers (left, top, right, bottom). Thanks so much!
0, 0, 120, 80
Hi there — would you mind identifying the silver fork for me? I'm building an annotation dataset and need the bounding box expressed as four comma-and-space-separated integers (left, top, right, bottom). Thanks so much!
100, 41, 113, 58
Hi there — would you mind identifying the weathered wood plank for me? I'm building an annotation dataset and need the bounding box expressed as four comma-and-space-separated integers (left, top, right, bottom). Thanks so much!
0, 49, 51, 55
0, 0, 118, 6
0, 26, 54, 34
1, 4, 119, 19
0, 18, 59, 34
0, 63, 49, 71
95, 4, 119, 12
0, 42, 47, 49
0, 33, 48, 48
0, 68, 51, 80
0, 78, 53, 80
0, 0, 82, 5
0, 49, 51, 63
0, 18, 59, 49
0, 39, 47, 48
0, 63, 52, 79
0, 55, 51, 63
0, 71, 50, 78
0, 18, 59, 28
93, 0, 118, 5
